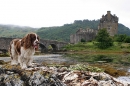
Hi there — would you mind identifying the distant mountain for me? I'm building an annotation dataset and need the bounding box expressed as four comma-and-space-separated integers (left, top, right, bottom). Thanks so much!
37, 19, 130, 42
0, 20, 130, 42
118, 24, 130, 35
0, 24, 37, 38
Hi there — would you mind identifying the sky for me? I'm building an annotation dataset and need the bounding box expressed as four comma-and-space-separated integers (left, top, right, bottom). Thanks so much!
0, 0, 130, 28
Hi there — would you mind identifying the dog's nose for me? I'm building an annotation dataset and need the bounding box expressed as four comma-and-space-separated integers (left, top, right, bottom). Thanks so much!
36, 41, 40, 44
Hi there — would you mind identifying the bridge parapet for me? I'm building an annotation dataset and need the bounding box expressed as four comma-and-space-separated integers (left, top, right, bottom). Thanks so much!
0, 37, 68, 53
0, 37, 14, 52
0, 37, 13, 53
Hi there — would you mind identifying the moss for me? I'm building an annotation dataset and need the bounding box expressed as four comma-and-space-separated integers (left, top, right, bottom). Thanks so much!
0, 53, 10, 57
0, 60, 5, 65
91, 64, 126, 77
69, 64, 104, 72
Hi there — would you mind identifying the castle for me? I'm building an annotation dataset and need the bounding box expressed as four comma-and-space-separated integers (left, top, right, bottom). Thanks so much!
98, 11, 118, 36
70, 11, 118, 44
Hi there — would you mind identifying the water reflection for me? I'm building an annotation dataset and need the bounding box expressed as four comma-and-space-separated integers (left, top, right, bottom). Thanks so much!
118, 76, 130, 82
128, 68, 130, 72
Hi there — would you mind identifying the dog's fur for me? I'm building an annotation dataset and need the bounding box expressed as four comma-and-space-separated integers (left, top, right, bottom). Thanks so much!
9, 32, 39, 69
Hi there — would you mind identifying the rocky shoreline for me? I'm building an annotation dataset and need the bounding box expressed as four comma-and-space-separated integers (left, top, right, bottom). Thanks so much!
0, 62, 130, 86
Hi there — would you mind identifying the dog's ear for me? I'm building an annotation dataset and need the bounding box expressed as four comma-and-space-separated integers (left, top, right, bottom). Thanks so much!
21, 38, 24, 46
21, 34, 32, 49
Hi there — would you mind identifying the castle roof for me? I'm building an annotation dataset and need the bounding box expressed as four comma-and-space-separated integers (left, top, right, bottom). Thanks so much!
100, 11, 118, 23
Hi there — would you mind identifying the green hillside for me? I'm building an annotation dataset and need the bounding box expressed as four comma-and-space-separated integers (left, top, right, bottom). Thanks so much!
0, 19, 130, 42
0, 24, 37, 38
37, 19, 130, 42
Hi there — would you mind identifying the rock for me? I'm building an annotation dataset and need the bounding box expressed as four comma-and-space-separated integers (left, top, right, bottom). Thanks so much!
0, 73, 24, 86
63, 71, 78, 81
0, 60, 5, 65
0, 63, 130, 86
57, 67, 68, 72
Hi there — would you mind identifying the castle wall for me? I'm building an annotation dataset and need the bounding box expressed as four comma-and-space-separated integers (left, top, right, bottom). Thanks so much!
70, 29, 97, 44
99, 22, 118, 36
70, 34, 77, 43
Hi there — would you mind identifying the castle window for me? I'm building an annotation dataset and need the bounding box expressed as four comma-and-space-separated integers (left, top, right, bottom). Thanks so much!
107, 25, 110, 30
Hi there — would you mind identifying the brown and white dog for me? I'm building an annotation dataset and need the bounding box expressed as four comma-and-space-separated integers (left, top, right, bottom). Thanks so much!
9, 32, 39, 69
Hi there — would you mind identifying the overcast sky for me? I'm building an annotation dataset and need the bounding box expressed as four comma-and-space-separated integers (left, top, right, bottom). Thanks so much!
0, 0, 130, 28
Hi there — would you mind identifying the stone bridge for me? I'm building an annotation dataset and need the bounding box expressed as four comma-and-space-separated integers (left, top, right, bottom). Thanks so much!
0, 37, 68, 53
39, 39, 68, 52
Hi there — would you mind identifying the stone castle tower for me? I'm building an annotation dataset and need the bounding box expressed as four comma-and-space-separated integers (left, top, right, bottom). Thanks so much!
98, 11, 118, 36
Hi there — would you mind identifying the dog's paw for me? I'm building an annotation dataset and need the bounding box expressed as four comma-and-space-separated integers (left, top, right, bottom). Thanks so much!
11, 60, 18, 65
27, 63, 33, 67
21, 64, 27, 69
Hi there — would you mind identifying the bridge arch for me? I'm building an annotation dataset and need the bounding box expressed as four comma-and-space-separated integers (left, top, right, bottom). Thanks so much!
39, 43, 47, 53
39, 43, 58, 52
49, 44, 58, 51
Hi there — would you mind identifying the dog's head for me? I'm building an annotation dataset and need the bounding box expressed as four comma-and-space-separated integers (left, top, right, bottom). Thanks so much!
21, 32, 40, 49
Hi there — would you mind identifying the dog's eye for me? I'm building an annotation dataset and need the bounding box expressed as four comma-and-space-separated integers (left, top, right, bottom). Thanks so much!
37, 36, 39, 40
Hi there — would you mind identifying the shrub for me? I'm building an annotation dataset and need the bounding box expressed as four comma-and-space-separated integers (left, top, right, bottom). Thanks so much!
95, 28, 113, 49
81, 38, 86, 42
124, 36, 130, 43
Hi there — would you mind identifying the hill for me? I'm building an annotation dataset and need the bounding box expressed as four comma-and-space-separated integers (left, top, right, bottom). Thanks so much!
37, 19, 130, 42
0, 24, 37, 38
0, 20, 130, 41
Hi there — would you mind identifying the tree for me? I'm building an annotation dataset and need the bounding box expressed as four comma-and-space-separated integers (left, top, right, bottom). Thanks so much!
114, 34, 127, 42
124, 36, 130, 43
95, 28, 113, 49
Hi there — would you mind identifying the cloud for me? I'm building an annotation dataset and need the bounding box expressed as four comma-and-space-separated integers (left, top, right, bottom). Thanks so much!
0, 0, 129, 28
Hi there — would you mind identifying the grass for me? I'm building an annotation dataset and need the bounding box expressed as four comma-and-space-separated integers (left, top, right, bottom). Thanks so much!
64, 53, 130, 64
63, 42, 130, 53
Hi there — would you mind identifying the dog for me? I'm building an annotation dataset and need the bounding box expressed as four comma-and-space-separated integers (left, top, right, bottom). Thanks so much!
9, 32, 39, 69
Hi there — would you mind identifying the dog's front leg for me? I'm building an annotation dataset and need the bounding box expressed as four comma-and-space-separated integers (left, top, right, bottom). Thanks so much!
27, 56, 33, 67
21, 57, 28, 69
19, 55, 27, 69
18, 55, 23, 68
11, 54, 18, 65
